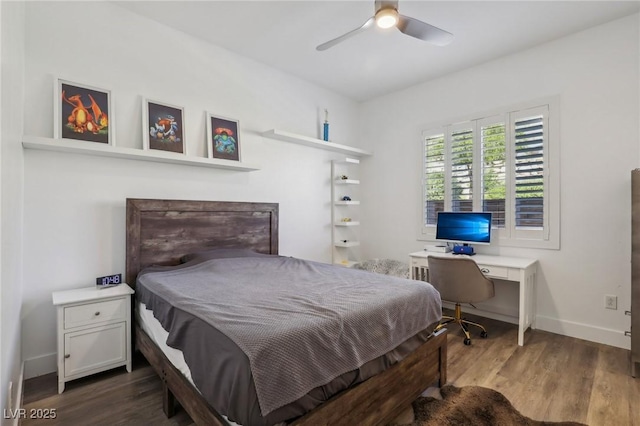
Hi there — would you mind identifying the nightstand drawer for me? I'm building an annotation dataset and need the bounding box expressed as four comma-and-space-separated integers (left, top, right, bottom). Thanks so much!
64, 297, 126, 329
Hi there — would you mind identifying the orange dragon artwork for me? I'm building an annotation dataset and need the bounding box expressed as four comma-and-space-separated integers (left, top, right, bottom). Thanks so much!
60, 84, 109, 143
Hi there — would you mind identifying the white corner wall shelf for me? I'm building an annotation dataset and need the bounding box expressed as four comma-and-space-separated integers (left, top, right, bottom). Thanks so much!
262, 129, 372, 157
331, 158, 362, 266
334, 241, 360, 248
22, 135, 261, 172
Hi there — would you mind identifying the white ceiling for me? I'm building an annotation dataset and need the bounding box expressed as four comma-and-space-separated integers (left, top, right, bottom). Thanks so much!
115, 1, 640, 102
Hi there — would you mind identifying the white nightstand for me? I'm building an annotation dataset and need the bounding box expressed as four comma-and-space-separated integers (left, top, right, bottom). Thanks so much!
52, 285, 135, 393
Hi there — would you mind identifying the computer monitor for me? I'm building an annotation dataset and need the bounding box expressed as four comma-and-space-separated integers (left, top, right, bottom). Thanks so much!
435, 212, 492, 245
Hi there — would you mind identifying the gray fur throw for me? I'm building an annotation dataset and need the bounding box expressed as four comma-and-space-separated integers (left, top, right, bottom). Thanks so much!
352, 258, 410, 279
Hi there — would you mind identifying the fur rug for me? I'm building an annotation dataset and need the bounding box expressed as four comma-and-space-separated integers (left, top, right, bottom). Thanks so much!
403, 385, 587, 426
351, 258, 410, 278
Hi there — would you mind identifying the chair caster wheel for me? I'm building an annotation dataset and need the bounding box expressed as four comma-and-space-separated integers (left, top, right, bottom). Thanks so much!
480, 331, 488, 338
464, 338, 471, 346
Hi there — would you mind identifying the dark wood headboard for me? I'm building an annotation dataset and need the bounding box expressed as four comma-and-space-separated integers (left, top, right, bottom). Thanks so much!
125, 199, 279, 289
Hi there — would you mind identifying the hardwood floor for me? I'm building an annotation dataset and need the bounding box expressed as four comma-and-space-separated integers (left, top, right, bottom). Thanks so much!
22, 312, 640, 425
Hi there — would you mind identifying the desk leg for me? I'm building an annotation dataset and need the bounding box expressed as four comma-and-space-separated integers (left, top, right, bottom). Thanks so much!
529, 268, 537, 331
518, 266, 537, 346
518, 276, 526, 346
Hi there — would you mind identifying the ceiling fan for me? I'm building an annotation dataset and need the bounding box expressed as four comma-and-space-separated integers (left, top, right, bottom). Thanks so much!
316, 0, 453, 51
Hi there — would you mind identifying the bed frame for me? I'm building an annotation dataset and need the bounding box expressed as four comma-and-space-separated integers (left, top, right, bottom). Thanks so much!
125, 198, 447, 425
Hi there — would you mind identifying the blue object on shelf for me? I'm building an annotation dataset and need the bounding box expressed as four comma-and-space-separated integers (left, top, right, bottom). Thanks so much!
323, 122, 329, 141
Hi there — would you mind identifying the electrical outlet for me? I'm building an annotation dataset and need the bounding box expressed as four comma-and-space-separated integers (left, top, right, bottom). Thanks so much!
605, 295, 617, 310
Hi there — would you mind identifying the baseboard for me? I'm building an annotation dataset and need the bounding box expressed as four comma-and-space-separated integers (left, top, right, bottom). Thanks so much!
11, 363, 24, 426
441, 301, 519, 325
4, 362, 25, 426
23, 352, 56, 380
443, 304, 631, 349
534, 315, 630, 350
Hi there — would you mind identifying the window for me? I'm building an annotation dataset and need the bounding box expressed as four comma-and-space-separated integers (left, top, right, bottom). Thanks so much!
420, 98, 559, 249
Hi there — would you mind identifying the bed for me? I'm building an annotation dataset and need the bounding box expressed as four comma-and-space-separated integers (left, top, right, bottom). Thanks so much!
125, 198, 448, 426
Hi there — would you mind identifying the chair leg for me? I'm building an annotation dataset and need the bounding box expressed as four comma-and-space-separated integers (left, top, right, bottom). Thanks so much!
439, 303, 488, 345
460, 318, 487, 334
459, 321, 471, 340
434, 316, 455, 332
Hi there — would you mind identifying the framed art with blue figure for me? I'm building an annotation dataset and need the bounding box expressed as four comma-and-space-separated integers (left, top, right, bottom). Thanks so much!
207, 113, 240, 162
143, 98, 186, 155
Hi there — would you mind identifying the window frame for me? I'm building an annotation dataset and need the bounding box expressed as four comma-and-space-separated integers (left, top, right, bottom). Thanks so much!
418, 96, 560, 250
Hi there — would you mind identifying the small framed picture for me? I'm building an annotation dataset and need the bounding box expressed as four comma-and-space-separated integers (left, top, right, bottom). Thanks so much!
143, 99, 186, 155
207, 113, 240, 162
55, 78, 112, 145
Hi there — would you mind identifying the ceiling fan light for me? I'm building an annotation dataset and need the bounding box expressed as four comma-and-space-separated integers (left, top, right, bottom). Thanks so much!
375, 8, 398, 29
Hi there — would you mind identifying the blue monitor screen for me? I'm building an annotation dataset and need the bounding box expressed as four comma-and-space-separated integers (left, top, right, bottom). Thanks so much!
435, 212, 492, 244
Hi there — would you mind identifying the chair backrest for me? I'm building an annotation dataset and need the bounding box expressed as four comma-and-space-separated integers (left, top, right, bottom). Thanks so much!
427, 256, 495, 304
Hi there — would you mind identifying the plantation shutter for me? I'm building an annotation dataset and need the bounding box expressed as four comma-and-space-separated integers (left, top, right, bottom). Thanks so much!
480, 120, 507, 228
513, 109, 546, 229
424, 132, 445, 225
421, 99, 556, 247
450, 127, 474, 212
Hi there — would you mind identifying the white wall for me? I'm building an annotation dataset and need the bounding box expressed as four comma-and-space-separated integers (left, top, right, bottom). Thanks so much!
1, 1, 25, 420
20, 1, 361, 378
359, 14, 639, 349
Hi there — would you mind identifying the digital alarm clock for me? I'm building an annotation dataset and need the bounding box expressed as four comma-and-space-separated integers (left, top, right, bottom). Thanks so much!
96, 273, 122, 288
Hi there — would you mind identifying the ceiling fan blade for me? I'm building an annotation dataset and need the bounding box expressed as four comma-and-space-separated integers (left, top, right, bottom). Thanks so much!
316, 17, 375, 51
397, 14, 453, 46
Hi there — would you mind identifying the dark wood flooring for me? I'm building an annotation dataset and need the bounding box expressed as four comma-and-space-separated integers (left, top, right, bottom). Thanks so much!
21, 311, 640, 425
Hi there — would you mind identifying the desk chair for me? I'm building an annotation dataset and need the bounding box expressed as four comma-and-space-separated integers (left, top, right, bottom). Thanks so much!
427, 256, 495, 345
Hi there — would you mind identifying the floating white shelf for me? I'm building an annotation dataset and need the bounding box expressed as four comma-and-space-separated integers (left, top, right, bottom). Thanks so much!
335, 221, 360, 227
334, 201, 360, 206
335, 157, 360, 165
262, 129, 372, 157
335, 179, 360, 185
334, 241, 360, 248
22, 135, 261, 172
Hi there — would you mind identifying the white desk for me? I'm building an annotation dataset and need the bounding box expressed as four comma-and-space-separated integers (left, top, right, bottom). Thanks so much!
409, 251, 538, 346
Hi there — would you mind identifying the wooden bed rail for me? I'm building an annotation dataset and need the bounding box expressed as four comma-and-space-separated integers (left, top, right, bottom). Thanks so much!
291, 328, 448, 426
137, 323, 447, 426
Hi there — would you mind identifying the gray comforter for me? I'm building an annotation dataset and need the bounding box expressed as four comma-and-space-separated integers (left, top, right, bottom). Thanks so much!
137, 254, 442, 425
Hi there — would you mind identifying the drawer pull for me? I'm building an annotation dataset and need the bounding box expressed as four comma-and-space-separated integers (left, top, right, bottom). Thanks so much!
625, 331, 632, 337
626, 310, 631, 316
480, 268, 490, 274
64, 354, 70, 359
94, 312, 100, 316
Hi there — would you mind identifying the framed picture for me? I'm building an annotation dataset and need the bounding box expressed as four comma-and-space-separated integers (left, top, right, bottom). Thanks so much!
207, 113, 241, 162
55, 78, 112, 145
143, 99, 186, 155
